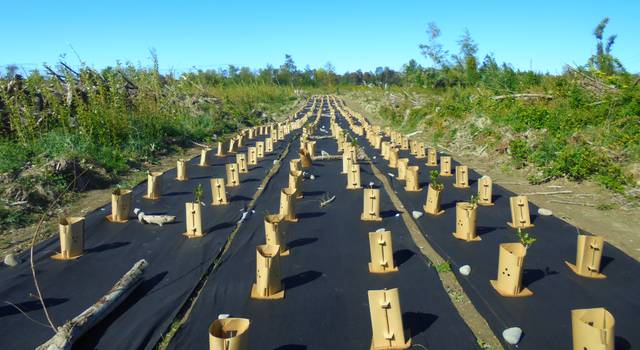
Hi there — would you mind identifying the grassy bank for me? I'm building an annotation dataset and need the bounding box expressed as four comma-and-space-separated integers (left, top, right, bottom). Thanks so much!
0, 64, 300, 230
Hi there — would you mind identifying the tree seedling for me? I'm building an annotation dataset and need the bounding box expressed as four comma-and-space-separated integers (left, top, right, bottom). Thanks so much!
516, 228, 537, 249
430, 170, 444, 191
194, 183, 204, 205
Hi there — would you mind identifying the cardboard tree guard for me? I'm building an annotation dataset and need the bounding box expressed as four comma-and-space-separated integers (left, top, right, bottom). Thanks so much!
452, 202, 480, 242
52, 216, 85, 260
290, 159, 302, 173
288, 169, 303, 199
265, 137, 274, 153
507, 195, 534, 229
226, 163, 240, 187
381, 141, 391, 160
247, 147, 258, 166
209, 317, 250, 350
361, 188, 382, 221
426, 148, 438, 166
453, 165, 469, 189
490, 243, 533, 297
440, 156, 452, 176
368, 288, 411, 350
279, 188, 298, 222
400, 137, 409, 150
176, 159, 188, 181
423, 185, 444, 216
210, 178, 228, 206
404, 166, 421, 192
477, 176, 494, 206
571, 308, 614, 350
299, 148, 312, 168
183, 202, 204, 238
306, 140, 316, 157
368, 231, 398, 273
342, 149, 353, 175
347, 164, 362, 190
565, 235, 606, 279
199, 148, 211, 167
388, 147, 399, 168
228, 139, 237, 153
251, 244, 285, 300
106, 188, 132, 223
236, 153, 248, 174
397, 159, 409, 180
264, 214, 289, 256
236, 135, 244, 148
216, 141, 225, 157
256, 141, 265, 158
144, 171, 163, 200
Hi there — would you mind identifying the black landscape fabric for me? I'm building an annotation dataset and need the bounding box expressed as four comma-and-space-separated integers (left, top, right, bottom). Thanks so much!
0, 102, 312, 350
342, 101, 640, 350
167, 106, 481, 349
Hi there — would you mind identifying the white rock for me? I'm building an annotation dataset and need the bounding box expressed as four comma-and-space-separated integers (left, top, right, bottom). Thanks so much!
502, 327, 523, 345
4, 254, 18, 267
459, 265, 471, 276
395, 213, 400, 217
538, 208, 553, 216
218, 314, 230, 319
310, 175, 315, 180
388, 173, 395, 177
376, 228, 386, 232
412, 211, 424, 219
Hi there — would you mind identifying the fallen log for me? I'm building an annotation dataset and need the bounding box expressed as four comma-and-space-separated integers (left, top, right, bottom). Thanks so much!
490, 93, 553, 101
36, 259, 149, 350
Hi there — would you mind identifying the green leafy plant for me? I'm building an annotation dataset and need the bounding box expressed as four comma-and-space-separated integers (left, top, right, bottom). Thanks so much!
429, 170, 444, 191
469, 194, 478, 208
516, 228, 537, 249
434, 261, 452, 273
194, 183, 204, 203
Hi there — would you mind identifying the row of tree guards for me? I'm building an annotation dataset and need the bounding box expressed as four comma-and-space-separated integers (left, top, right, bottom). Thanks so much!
334, 98, 615, 350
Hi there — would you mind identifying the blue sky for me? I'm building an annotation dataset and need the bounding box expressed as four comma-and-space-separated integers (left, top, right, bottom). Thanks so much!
3, 1, 639, 74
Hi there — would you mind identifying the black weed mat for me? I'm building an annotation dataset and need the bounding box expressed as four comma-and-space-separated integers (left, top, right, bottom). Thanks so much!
336, 101, 640, 350
0, 103, 313, 350
167, 112, 481, 349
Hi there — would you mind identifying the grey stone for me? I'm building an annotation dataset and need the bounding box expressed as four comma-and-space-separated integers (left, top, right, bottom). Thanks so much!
502, 327, 523, 345
412, 211, 424, 219
538, 208, 553, 216
459, 265, 471, 276
4, 254, 18, 267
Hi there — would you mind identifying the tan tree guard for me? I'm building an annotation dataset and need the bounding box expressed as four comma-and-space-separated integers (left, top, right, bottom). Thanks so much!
256, 141, 265, 158
452, 202, 480, 242
453, 165, 469, 188
415, 143, 426, 159
176, 159, 188, 181
226, 163, 240, 187
361, 188, 382, 221
400, 137, 409, 150
368, 231, 398, 273
228, 139, 237, 153
264, 214, 289, 256
381, 142, 391, 160
288, 169, 303, 199
571, 308, 614, 350
306, 141, 316, 157
265, 137, 274, 153
440, 156, 452, 176
388, 148, 399, 168
347, 164, 362, 190
251, 244, 285, 300
565, 235, 607, 279
216, 141, 225, 157
209, 318, 250, 350
507, 196, 535, 229
183, 202, 204, 238
477, 176, 494, 206
236, 135, 244, 148
299, 148, 312, 168
106, 188, 132, 223
423, 185, 444, 215
236, 153, 248, 174
210, 178, 229, 206
490, 243, 533, 297
247, 147, 258, 166
279, 188, 298, 222
397, 159, 409, 180
404, 166, 421, 192
342, 149, 353, 175
373, 135, 382, 150
52, 217, 85, 260
248, 127, 255, 139
368, 288, 411, 350
199, 148, 211, 167
144, 172, 163, 200
290, 159, 302, 173
277, 127, 284, 140
426, 148, 438, 166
